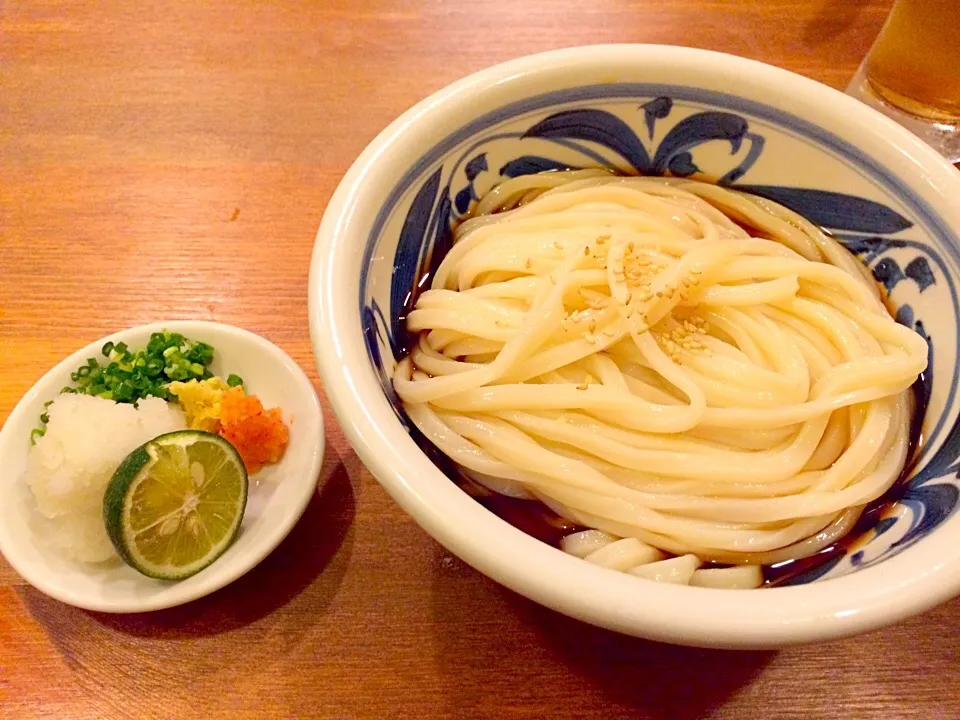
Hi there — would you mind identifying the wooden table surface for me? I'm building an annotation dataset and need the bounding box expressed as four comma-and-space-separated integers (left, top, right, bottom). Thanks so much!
4, 1, 960, 718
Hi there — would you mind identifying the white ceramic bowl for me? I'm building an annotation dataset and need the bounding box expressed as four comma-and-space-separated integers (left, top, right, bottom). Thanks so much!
0, 321, 324, 612
310, 45, 960, 648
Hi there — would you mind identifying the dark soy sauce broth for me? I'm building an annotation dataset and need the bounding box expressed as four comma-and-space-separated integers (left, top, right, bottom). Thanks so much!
401, 186, 928, 587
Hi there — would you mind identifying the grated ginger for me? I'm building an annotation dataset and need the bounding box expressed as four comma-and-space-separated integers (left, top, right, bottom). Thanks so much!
169, 377, 230, 432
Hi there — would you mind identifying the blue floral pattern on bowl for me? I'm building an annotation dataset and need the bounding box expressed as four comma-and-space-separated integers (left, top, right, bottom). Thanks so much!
358, 84, 960, 584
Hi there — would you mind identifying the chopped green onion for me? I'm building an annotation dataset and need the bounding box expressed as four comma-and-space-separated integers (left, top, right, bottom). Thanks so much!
187, 342, 214, 365
42, 329, 225, 434
227, 374, 244, 388
114, 382, 134, 402
147, 334, 166, 355
30, 428, 45, 444
39, 412, 49, 424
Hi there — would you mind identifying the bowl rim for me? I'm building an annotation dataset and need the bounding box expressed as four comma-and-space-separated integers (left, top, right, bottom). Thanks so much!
309, 44, 960, 648
0, 320, 325, 613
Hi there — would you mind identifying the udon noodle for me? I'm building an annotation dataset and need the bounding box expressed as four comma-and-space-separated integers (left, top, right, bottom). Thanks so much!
393, 170, 928, 588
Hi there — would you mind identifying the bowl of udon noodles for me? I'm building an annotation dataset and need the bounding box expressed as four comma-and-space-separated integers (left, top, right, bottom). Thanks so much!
310, 45, 960, 648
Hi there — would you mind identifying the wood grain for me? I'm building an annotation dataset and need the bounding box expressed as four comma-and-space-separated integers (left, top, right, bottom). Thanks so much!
6, 1, 960, 718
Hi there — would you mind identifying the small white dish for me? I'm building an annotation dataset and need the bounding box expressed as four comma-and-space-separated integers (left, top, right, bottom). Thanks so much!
0, 321, 324, 613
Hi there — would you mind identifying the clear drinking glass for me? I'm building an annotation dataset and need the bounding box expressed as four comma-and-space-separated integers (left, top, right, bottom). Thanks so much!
846, 0, 960, 162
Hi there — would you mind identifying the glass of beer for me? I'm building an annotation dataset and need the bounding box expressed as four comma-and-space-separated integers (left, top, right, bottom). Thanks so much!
846, 0, 960, 162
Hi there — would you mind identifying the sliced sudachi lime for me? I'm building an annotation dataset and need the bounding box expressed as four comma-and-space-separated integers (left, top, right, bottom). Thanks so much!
104, 430, 248, 580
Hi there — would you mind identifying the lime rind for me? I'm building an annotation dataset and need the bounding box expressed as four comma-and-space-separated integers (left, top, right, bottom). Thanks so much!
104, 430, 248, 580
